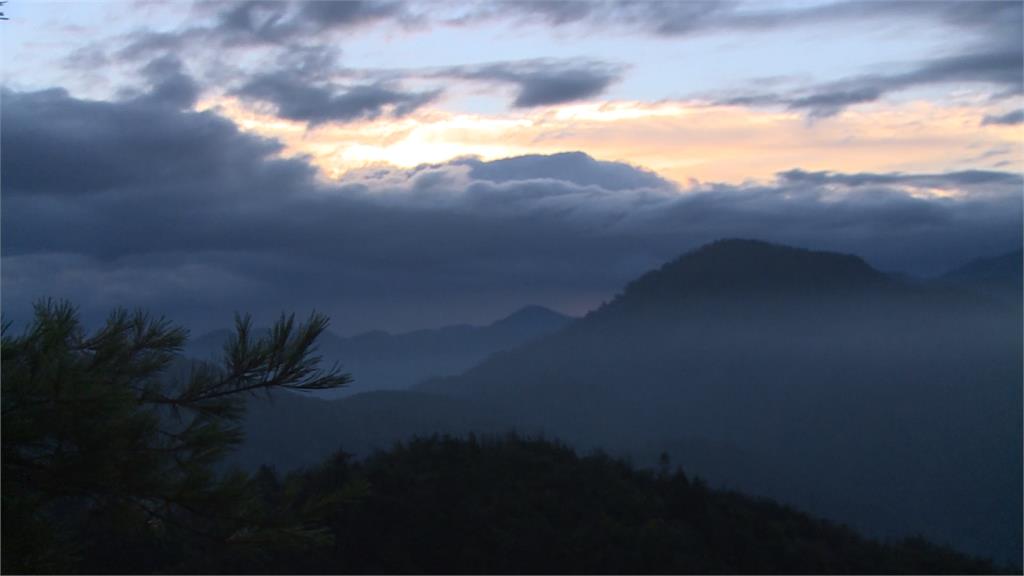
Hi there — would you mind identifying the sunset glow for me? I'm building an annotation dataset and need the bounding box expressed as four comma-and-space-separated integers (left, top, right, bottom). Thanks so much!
201, 95, 1022, 186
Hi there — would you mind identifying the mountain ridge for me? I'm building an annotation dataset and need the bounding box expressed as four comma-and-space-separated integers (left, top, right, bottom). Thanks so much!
413, 239, 1021, 563
188, 305, 574, 398
619, 239, 888, 300
939, 248, 1023, 296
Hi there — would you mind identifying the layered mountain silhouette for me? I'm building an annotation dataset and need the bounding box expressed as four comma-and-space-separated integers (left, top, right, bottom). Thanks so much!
189, 305, 572, 398
940, 248, 1023, 298
235, 239, 1022, 564
230, 435, 1003, 574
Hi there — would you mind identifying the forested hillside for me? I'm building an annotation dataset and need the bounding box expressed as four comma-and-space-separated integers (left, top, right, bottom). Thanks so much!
129, 436, 1011, 574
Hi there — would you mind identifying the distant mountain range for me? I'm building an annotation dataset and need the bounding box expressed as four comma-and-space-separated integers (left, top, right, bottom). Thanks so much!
228, 239, 1022, 564
940, 248, 1023, 297
188, 305, 572, 398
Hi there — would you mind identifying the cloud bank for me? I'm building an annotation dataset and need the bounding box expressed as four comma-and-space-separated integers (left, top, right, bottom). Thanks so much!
3, 85, 1021, 334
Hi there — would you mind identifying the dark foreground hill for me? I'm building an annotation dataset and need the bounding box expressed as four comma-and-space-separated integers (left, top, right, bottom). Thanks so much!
200, 436, 1005, 574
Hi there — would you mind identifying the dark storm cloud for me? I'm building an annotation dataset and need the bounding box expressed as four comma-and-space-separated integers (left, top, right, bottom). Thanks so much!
441, 60, 624, 107
234, 71, 439, 125
3, 86, 1021, 333
137, 56, 201, 109
982, 109, 1024, 126
1, 85, 309, 199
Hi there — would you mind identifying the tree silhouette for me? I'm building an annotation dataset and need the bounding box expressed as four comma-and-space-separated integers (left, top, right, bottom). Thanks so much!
1, 300, 350, 573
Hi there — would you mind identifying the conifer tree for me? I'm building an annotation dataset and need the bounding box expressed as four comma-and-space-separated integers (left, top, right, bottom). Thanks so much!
1, 300, 350, 573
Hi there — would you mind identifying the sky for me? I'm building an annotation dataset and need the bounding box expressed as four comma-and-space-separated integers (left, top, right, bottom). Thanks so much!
2, 0, 1023, 334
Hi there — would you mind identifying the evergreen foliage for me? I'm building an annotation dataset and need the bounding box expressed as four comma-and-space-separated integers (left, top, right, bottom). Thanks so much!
1, 300, 350, 573
202, 434, 1006, 574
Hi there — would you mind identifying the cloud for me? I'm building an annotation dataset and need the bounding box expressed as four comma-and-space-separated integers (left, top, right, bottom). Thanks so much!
982, 109, 1024, 126
722, 47, 1024, 118
457, 1, 730, 36
92, 1, 1022, 125
3, 86, 1021, 334
484, 0, 599, 26
1, 86, 308, 199
211, 1, 294, 45
234, 71, 439, 125
711, 1, 1023, 118
454, 0, 1021, 41
113, 0, 1024, 48
227, 58, 625, 122
113, 1, 411, 71
136, 56, 201, 109
115, 10, 621, 117
208, 0, 410, 46
296, 0, 409, 31
440, 60, 624, 107
453, 152, 672, 191
211, 95, 1021, 186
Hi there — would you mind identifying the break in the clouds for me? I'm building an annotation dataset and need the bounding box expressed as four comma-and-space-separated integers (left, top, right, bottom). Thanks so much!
3, 86, 1020, 333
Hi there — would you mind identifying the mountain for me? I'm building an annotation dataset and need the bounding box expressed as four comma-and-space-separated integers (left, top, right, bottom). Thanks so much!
940, 249, 1023, 298
619, 239, 888, 300
188, 305, 573, 398
216, 436, 1004, 574
416, 239, 1022, 563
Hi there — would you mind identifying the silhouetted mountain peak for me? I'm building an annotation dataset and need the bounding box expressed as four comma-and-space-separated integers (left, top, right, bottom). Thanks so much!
941, 249, 1023, 293
491, 305, 572, 330
619, 239, 887, 303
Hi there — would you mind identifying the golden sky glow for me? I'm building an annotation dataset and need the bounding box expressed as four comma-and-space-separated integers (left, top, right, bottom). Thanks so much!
201, 96, 1023, 186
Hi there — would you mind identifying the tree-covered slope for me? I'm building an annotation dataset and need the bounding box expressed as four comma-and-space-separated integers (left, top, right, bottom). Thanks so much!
200, 435, 1007, 574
